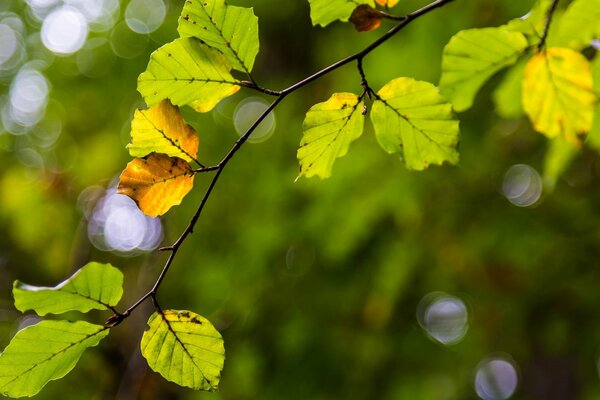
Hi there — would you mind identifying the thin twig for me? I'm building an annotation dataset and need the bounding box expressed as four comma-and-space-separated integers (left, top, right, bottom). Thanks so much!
110, 0, 456, 327
538, 0, 560, 52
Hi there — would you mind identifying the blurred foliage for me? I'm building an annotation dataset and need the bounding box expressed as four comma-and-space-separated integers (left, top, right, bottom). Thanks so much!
1, 0, 600, 399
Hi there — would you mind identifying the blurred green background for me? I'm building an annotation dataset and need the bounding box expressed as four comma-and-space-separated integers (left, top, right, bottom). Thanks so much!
1, 0, 600, 399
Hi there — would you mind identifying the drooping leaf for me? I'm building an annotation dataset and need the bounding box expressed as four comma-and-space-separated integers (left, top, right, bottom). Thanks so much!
298, 93, 364, 179
522, 47, 596, 142
138, 37, 240, 113
586, 55, 600, 152
551, 0, 600, 50
0, 320, 108, 398
371, 77, 460, 170
543, 137, 578, 191
492, 56, 528, 119
350, 4, 384, 32
178, 0, 259, 73
439, 28, 528, 112
118, 153, 195, 217
128, 100, 199, 163
141, 310, 225, 391
503, 0, 552, 38
13, 262, 123, 316
375, 0, 399, 7
308, 0, 374, 27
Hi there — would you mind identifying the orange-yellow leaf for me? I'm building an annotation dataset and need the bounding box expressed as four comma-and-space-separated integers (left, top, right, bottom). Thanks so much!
522, 47, 596, 142
118, 153, 195, 217
350, 4, 383, 32
375, 0, 399, 7
128, 100, 199, 163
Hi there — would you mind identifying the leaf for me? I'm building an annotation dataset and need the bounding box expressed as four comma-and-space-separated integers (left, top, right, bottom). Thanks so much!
522, 47, 596, 142
371, 77, 460, 170
138, 37, 240, 113
586, 56, 600, 152
503, 0, 552, 38
141, 310, 225, 391
439, 28, 528, 112
350, 4, 384, 32
551, 0, 600, 50
543, 137, 578, 191
298, 93, 365, 179
492, 56, 528, 119
128, 100, 199, 163
375, 0, 399, 7
178, 0, 259, 73
308, 0, 374, 27
0, 320, 108, 398
13, 262, 123, 316
118, 153, 195, 217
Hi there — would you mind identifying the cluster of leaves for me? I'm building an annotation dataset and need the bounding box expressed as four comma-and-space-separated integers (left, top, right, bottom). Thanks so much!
2, 0, 598, 397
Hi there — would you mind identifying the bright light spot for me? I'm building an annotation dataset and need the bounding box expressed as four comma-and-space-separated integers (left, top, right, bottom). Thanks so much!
234, 97, 276, 143
592, 40, 600, 50
87, 187, 163, 254
502, 164, 542, 207
0, 24, 18, 65
125, 0, 166, 34
417, 292, 468, 345
475, 357, 519, 400
26, 0, 60, 21
0, 16, 26, 74
66, 0, 119, 32
110, 21, 148, 59
7, 66, 49, 129
41, 6, 88, 55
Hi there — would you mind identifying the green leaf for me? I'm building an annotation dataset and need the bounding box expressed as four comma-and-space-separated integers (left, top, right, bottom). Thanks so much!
0, 320, 108, 398
439, 28, 528, 112
543, 137, 578, 191
138, 37, 240, 113
503, 0, 552, 38
551, 0, 600, 50
371, 77, 460, 170
522, 47, 596, 142
178, 0, 259, 73
13, 262, 123, 316
128, 100, 199, 163
492, 56, 528, 119
298, 93, 364, 179
585, 55, 600, 152
141, 310, 225, 391
308, 0, 374, 27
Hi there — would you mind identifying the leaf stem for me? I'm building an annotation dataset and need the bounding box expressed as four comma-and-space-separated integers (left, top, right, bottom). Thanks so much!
538, 0, 560, 52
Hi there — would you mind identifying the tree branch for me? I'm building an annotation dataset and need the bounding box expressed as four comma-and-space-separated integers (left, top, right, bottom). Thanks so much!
538, 0, 560, 52
111, 0, 456, 327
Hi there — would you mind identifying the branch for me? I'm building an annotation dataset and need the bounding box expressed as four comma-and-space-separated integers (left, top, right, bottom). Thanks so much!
538, 0, 560, 52
111, 0, 456, 326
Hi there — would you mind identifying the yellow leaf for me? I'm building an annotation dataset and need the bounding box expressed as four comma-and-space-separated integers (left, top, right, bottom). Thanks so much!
375, 0, 399, 7
118, 153, 195, 217
128, 100, 199, 163
522, 47, 597, 142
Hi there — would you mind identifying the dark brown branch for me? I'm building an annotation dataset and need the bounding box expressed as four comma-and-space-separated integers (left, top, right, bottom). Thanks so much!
538, 0, 560, 51
111, 0, 456, 327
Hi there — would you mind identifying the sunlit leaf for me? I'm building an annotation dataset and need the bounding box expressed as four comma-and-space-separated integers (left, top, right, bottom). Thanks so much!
308, 0, 374, 27
371, 77, 459, 170
503, 0, 552, 38
298, 93, 364, 179
522, 47, 596, 142
141, 310, 225, 391
138, 37, 240, 113
375, 0, 399, 7
118, 153, 195, 217
0, 320, 108, 398
586, 55, 600, 152
350, 4, 384, 32
493, 57, 528, 119
439, 28, 528, 112
128, 100, 199, 163
551, 0, 600, 50
13, 262, 123, 316
543, 137, 578, 191
178, 0, 259, 73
